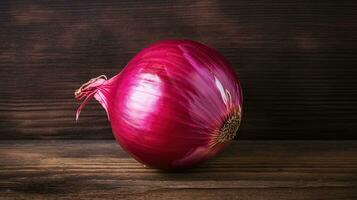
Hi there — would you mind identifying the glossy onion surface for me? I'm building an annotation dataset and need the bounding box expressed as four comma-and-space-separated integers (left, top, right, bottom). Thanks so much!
75, 40, 243, 169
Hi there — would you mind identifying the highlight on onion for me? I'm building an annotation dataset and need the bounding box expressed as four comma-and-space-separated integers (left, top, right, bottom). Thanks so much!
75, 39, 243, 170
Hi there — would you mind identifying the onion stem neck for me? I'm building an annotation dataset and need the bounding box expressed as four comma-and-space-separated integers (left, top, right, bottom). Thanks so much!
74, 75, 108, 121
75, 75, 107, 99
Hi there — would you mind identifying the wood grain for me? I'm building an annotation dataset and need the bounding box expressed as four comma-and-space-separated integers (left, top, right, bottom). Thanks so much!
0, 140, 357, 199
0, 0, 357, 139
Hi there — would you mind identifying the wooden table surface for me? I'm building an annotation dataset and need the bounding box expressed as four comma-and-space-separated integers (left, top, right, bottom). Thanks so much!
0, 140, 356, 199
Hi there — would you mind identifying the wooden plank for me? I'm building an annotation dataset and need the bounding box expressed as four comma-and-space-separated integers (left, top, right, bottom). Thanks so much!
0, 0, 357, 139
0, 140, 357, 199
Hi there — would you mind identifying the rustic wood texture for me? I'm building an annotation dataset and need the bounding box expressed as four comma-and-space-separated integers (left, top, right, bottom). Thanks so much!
0, 0, 357, 139
0, 140, 356, 199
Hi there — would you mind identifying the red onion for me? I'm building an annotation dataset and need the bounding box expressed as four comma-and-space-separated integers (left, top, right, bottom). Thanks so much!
75, 40, 243, 169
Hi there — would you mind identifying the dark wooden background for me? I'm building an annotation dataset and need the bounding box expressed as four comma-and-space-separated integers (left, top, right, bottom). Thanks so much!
0, 0, 356, 140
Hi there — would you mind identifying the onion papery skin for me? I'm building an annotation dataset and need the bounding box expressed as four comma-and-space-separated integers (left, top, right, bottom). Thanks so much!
75, 39, 243, 170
